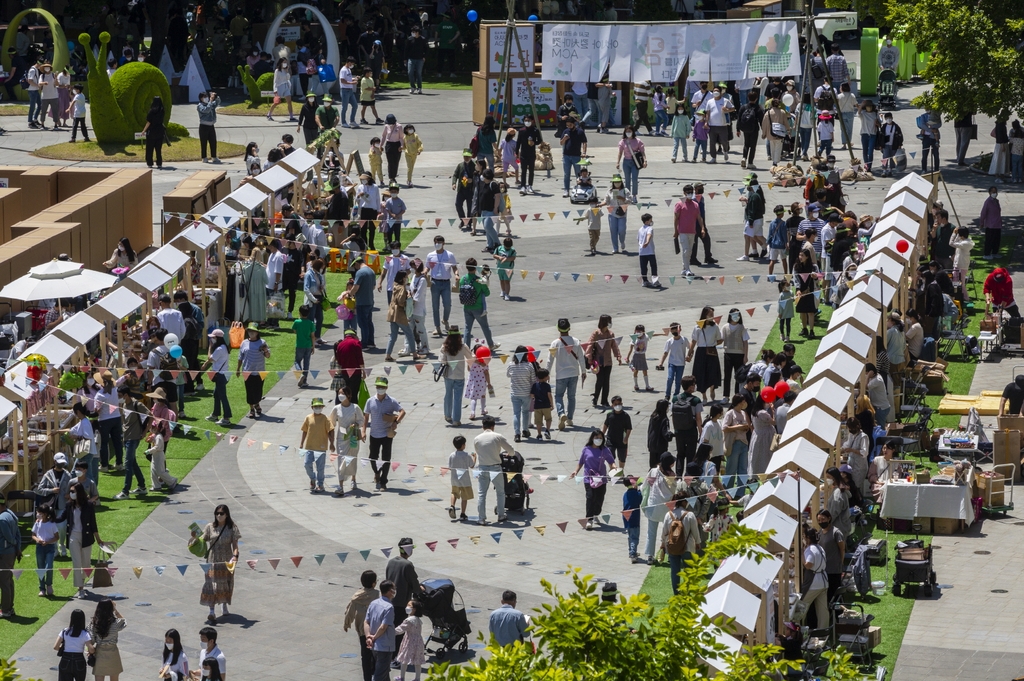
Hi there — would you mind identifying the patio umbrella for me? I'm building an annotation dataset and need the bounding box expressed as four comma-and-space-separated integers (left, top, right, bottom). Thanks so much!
0, 261, 117, 302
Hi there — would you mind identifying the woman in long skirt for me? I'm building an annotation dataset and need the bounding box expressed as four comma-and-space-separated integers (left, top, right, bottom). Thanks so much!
688, 306, 722, 402
194, 504, 241, 624
329, 384, 364, 496
747, 403, 776, 475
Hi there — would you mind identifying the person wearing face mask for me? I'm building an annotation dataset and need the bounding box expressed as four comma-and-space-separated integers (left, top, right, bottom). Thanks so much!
196, 91, 220, 163
616, 125, 647, 199
37, 62, 60, 130
657, 323, 690, 401
159, 628, 189, 680
69, 403, 99, 485
704, 86, 735, 163
426, 236, 459, 336
34, 453, 72, 556
515, 114, 542, 194
244, 142, 262, 177
406, 25, 428, 94
673, 186, 704, 276
980, 186, 1002, 260
602, 395, 633, 468
300, 397, 332, 493
571, 430, 618, 529
452, 150, 478, 228
878, 37, 901, 72
72, 460, 100, 504
797, 202, 826, 263
384, 538, 423, 665
362, 377, 406, 491
602, 175, 633, 253
878, 112, 903, 177
58, 481, 107, 599
296, 92, 321, 146
559, 114, 588, 197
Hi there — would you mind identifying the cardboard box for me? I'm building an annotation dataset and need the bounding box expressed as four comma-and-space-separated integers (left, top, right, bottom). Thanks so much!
924, 371, 948, 396
932, 517, 960, 535
912, 516, 931, 534
19, 167, 62, 206
977, 475, 1005, 507
993, 429, 1020, 480
868, 625, 881, 648
916, 470, 931, 484
56, 168, 116, 202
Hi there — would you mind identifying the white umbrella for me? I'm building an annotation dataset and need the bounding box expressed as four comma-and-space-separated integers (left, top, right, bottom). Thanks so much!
0, 261, 117, 302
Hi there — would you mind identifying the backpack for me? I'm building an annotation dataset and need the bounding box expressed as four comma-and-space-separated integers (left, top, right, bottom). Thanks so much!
738, 104, 759, 132
816, 87, 834, 111
803, 174, 824, 202
810, 58, 826, 80
734, 362, 752, 385
458, 279, 478, 305
468, 129, 481, 157
183, 313, 201, 342
666, 511, 692, 556
671, 396, 699, 433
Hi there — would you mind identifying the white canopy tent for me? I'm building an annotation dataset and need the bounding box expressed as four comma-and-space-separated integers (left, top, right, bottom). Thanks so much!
740, 505, 799, 554
202, 202, 242, 231
789, 377, 850, 419
278, 148, 320, 175
251, 165, 297, 195
816, 325, 872, 362
141, 243, 191, 277
224, 183, 270, 214
701, 582, 762, 636
858, 252, 905, 287
828, 297, 881, 337
767, 434, 833, 481
872, 212, 919, 242
708, 548, 782, 594
124, 263, 174, 295
85, 287, 146, 323
804, 347, 863, 388
888, 173, 936, 203
52, 313, 104, 348
0, 261, 116, 302
879, 191, 928, 223
864, 230, 911, 261
746, 473, 817, 517
23, 334, 76, 368
174, 221, 223, 251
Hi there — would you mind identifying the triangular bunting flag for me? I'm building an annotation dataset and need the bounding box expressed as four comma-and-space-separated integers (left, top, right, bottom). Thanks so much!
131, 567, 142, 579
314, 554, 326, 566
448, 538, 459, 549
290, 556, 302, 568
337, 552, 348, 563
556, 521, 568, 533
177, 564, 188, 576
490, 532, 502, 543
535, 525, 546, 536
513, 529, 525, 540
381, 547, 392, 558
360, 549, 371, 561
60, 568, 73, 580
267, 559, 280, 570
425, 541, 438, 552
577, 518, 589, 529
154, 566, 166, 576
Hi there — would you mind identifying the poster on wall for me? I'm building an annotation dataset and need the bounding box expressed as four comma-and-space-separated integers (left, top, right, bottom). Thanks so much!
488, 26, 536, 73
543, 21, 800, 82
487, 78, 558, 126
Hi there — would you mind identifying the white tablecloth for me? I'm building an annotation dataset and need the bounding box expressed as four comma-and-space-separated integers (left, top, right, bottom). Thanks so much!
880, 481, 976, 525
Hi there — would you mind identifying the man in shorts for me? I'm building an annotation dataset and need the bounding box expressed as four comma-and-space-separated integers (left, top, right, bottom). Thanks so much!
738, 173, 766, 261
766, 204, 789, 276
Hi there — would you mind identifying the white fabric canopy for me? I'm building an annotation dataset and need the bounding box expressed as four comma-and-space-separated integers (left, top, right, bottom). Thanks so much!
251, 165, 296, 194
701, 582, 762, 635
888, 173, 935, 203
24, 334, 76, 367
174, 221, 222, 251
125, 263, 173, 292
0, 394, 16, 420
740, 505, 798, 554
872, 213, 918, 241
141, 244, 191, 277
86, 286, 145, 322
804, 348, 863, 387
203, 202, 241, 230
828, 297, 880, 336
858, 252, 905, 286
278, 148, 319, 175
52, 313, 103, 346
768, 433, 833, 477
880, 191, 928, 222
224, 183, 269, 213
790, 377, 850, 418
0, 261, 116, 302
816, 325, 872, 362
708, 548, 782, 594
746, 474, 818, 516
865, 230, 911, 260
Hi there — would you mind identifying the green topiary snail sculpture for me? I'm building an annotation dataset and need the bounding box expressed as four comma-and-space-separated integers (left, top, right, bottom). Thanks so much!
237, 66, 275, 106
78, 31, 174, 143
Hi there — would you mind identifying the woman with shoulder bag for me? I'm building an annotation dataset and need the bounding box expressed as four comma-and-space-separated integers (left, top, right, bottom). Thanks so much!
385, 270, 418, 362
303, 257, 328, 345
798, 524, 829, 627
192, 504, 240, 624
587, 314, 622, 408
89, 598, 127, 681
687, 306, 722, 402
640, 451, 676, 565
616, 126, 647, 199
602, 175, 633, 254
440, 327, 473, 426
55, 608, 94, 681
328, 384, 365, 496
58, 481, 108, 600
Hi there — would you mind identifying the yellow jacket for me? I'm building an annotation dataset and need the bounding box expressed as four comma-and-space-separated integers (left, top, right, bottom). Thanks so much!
404, 133, 423, 157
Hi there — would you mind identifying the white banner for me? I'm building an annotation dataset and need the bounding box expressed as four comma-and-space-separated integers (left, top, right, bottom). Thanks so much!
488, 26, 536, 74
487, 78, 559, 126
543, 21, 800, 83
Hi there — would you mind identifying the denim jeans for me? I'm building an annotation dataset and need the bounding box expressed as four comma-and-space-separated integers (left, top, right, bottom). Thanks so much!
294, 346, 313, 382
343, 314, 357, 333
817, 138, 833, 156
372, 649, 392, 681
955, 126, 971, 164
608, 213, 627, 252
672, 137, 688, 161
576, 96, 589, 121
212, 373, 232, 420
463, 307, 495, 347
312, 302, 324, 339
85, 453, 98, 486
643, 503, 666, 557
27, 90, 40, 122
340, 89, 359, 124
627, 526, 640, 558
36, 542, 56, 589
692, 139, 708, 160
98, 417, 123, 468
430, 282, 452, 330
654, 109, 669, 134
1013, 154, 1024, 183
555, 376, 578, 419
303, 449, 326, 487
665, 363, 684, 400
177, 383, 185, 415
799, 128, 812, 155
121, 440, 145, 493
669, 551, 692, 594
481, 210, 500, 250
562, 154, 581, 192
841, 111, 855, 146
387, 321, 414, 356
510, 394, 530, 434
874, 406, 890, 426
444, 377, 465, 422
356, 304, 374, 346
407, 58, 424, 89
725, 440, 748, 490
861, 132, 876, 169
476, 463, 505, 522
622, 157, 640, 196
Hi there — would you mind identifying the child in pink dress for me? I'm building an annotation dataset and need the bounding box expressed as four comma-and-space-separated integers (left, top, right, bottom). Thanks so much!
464, 346, 491, 419
394, 600, 426, 681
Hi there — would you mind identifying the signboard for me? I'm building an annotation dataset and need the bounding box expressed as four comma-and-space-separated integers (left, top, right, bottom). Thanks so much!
487, 78, 558, 126
276, 25, 301, 41
487, 26, 536, 74
542, 21, 801, 82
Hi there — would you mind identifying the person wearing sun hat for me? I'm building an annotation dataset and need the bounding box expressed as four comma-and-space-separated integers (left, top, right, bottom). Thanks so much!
452, 149, 478, 228
300, 397, 332, 493
362, 376, 406, 491
200, 329, 232, 427
237, 323, 271, 419
816, 109, 835, 157
603, 174, 633, 253
296, 91, 321, 145
315, 94, 339, 137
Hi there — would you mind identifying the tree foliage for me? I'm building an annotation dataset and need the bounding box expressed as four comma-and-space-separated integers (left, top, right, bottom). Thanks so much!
823, 0, 892, 25
428, 526, 864, 681
887, 0, 1024, 119
1, 657, 42, 681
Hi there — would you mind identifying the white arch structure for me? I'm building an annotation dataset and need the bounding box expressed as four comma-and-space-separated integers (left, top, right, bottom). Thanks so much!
265, 4, 340, 85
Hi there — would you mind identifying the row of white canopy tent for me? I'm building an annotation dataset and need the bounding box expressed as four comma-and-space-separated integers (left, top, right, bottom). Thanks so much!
0, 148, 321, 422
699, 173, 936, 674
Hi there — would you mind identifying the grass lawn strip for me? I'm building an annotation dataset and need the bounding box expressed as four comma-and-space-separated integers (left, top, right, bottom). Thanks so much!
0, 232, 422, 657
639, 235, 1010, 678
33, 138, 245, 163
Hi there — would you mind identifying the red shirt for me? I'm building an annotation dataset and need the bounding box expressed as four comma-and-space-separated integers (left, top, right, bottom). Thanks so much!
984, 268, 1015, 307
334, 336, 364, 370
673, 200, 700, 235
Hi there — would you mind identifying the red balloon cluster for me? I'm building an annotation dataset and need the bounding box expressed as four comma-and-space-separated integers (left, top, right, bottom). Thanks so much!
760, 386, 776, 402
774, 380, 789, 397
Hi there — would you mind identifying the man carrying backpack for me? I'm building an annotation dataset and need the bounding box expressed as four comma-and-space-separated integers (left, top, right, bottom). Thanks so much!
175, 290, 205, 394
671, 376, 703, 475
661, 489, 700, 594
813, 80, 835, 113
736, 91, 763, 170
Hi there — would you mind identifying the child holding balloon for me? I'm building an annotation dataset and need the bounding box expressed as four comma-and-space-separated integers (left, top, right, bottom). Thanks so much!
465, 344, 492, 420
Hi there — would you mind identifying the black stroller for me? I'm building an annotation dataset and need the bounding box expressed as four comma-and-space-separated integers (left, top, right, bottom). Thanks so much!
420, 578, 472, 659
878, 69, 898, 110
892, 535, 936, 597
501, 451, 531, 513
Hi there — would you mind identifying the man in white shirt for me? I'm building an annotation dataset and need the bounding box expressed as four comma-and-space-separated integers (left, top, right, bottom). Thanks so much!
265, 239, 287, 327
156, 294, 186, 341
377, 247, 411, 304
338, 55, 360, 128
657, 322, 690, 401
426, 236, 459, 336
546, 318, 587, 430
25, 59, 41, 128
198, 626, 227, 678
307, 221, 329, 255
472, 416, 515, 525
690, 81, 712, 113
704, 85, 735, 163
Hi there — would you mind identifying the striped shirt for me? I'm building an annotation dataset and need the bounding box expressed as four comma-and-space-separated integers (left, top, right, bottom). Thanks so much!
798, 218, 827, 259
633, 82, 652, 102
506, 362, 537, 397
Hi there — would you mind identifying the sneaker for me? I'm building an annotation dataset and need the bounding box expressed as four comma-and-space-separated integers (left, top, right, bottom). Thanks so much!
514, 434, 521, 443
526, 186, 535, 194
375, 118, 384, 125
266, 114, 273, 121
114, 491, 129, 500
205, 415, 217, 422
459, 512, 469, 521
544, 428, 551, 440
558, 414, 567, 431
131, 487, 145, 495
288, 116, 297, 122
519, 187, 526, 195
342, 122, 351, 128
759, 249, 767, 259
736, 255, 750, 261
566, 419, 573, 427
99, 465, 109, 472
585, 519, 594, 530
740, 159, 747, 168
448, 505, 457, 519
213, 158, 221, 164
563, 191, 569, 197
217, 419, 231, 427
47, 586, 54, 595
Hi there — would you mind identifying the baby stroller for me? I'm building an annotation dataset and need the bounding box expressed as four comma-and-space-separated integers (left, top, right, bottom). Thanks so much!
878, 69, 898, 110
420, 578, 472, 659
501, 450, 531, 513
569, 160, 597, 204
892, 533, 936, 597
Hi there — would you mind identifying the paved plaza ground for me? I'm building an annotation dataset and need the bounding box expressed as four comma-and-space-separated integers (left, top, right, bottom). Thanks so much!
3, 75, 1022, 680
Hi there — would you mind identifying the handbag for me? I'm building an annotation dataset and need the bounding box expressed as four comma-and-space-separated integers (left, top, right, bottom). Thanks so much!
188, 535, 208, 558
433, 359, 448, 382
771, 121, 787, 137
702, 327, 718, 356
266, 291, 287, 319
57, 632, 65, 657
92, 560, 113, 588
228, 322, 244, 349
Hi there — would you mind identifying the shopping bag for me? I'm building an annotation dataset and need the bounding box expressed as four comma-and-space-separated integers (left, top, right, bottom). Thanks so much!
267, 292, 287, 319
357, 377, 370, 409
229, 321, 244, 349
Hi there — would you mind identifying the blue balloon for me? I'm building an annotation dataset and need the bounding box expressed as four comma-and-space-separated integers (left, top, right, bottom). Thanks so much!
528, 14, 538, 20
169, 345, 183, 359
467, 9, 478, 22
68, 40, 75, 50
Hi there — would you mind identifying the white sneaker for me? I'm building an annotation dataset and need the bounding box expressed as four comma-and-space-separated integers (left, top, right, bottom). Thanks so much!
131, 487, 145, 494
519, 186, 526, 195
114, 491, 129, 500
736, 255, 750, 261
562, 191, 569, 198
527, 186, 535, 194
